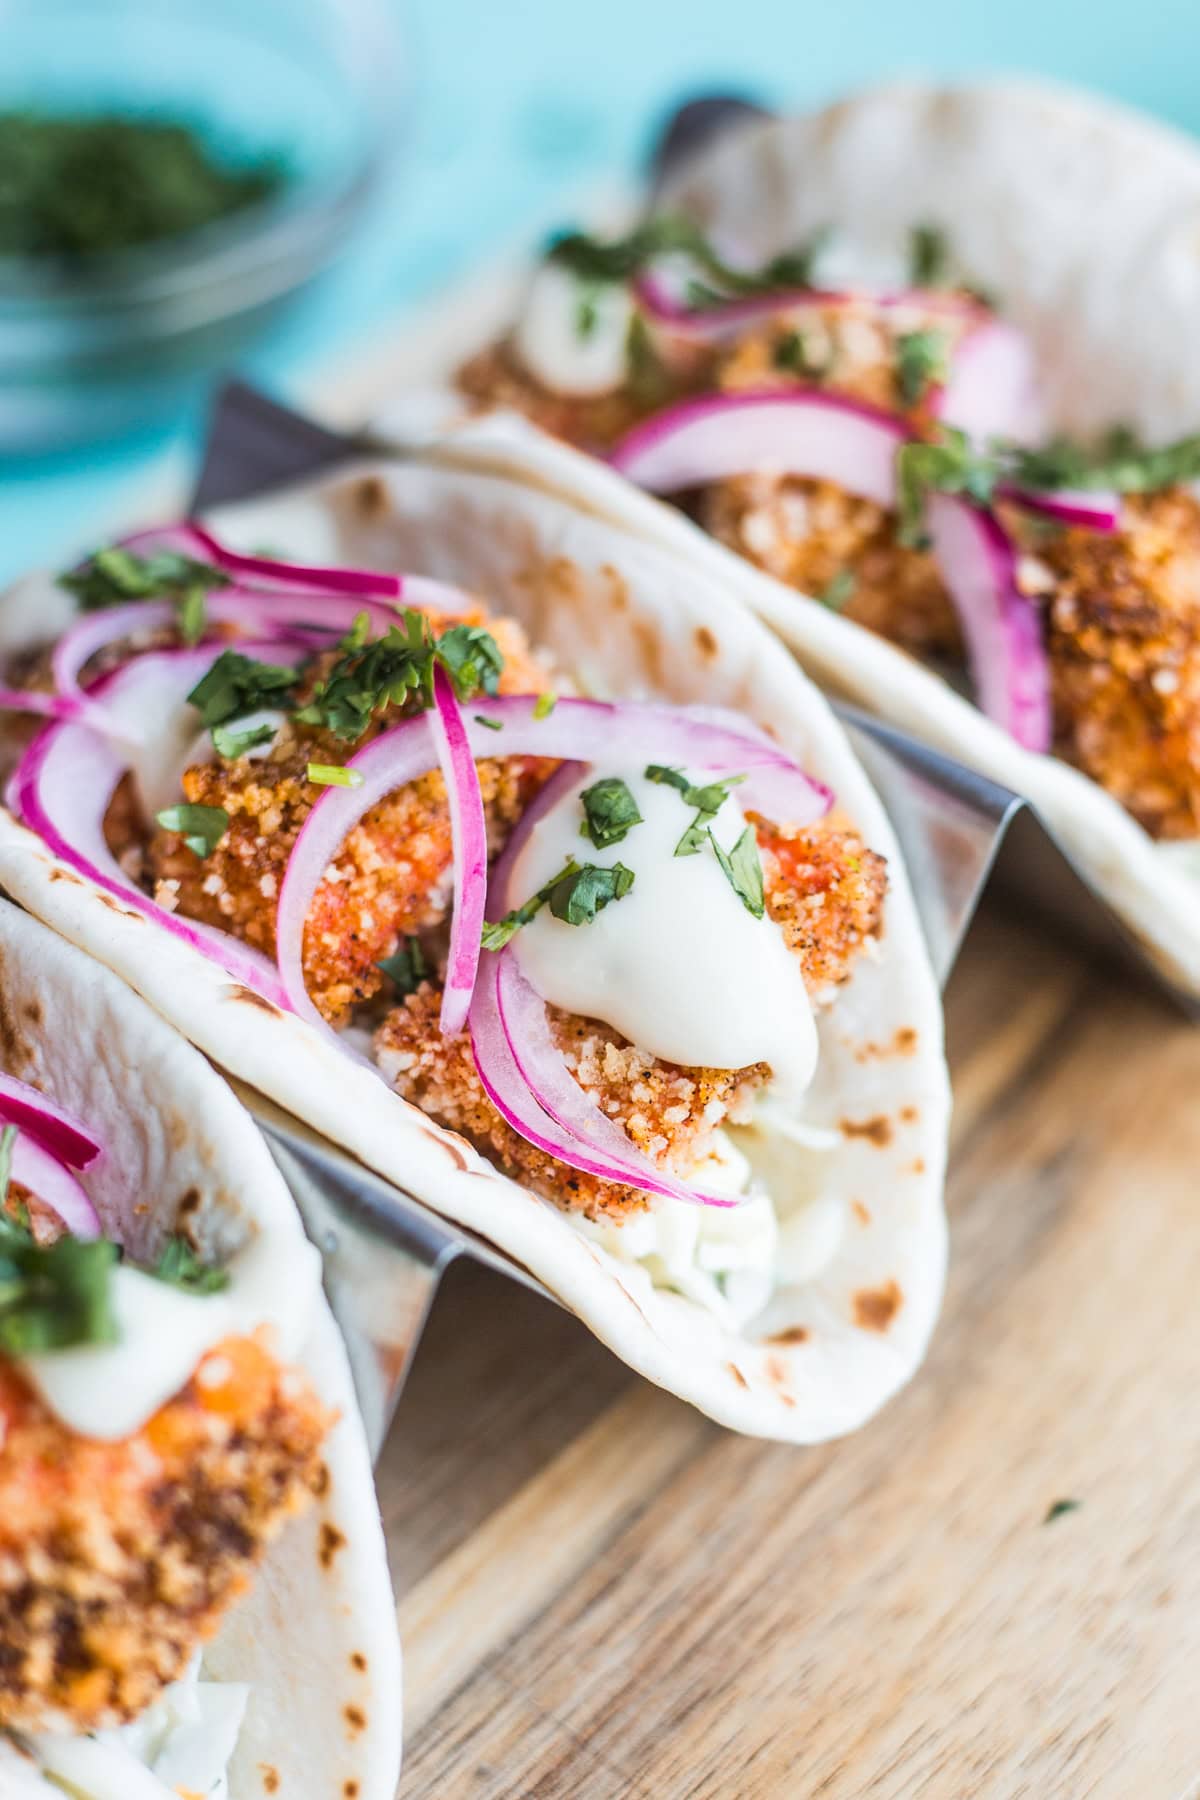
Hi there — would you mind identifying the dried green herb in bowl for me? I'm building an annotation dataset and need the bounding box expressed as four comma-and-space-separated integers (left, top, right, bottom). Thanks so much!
0, 111, 287, 261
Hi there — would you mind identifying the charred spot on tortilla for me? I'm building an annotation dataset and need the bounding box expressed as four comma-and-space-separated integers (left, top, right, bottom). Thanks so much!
260, 1768, 280, 1795
694, 624, 719, 660
225, 982, 283, 1015
47, 866, 84, 883
345, 1782, 361, 1798
354, 474, 390, 519
0, 983, 33, 1071
840, 1114, 893, 1147
910, 1157, 926, 1176
900, 1104, 919, 1125
312, 1460, 332, 1499
766, 1324, 810, 1346
895, 1026, 918, 1054
344, 1703, 368, 1736
727, 1361, 750, 1388
854, 1280, 903, 1332
350, 1650, 368, 1673
319, 1521, 347, 1569
851, 1200, 871, 1226
20, 999, 40, 1028
95, 891, 141, 920
175, 1185, 202, 1221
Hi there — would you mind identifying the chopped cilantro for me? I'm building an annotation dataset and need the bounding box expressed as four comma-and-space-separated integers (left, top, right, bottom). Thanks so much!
435, 623, 504, 701
895, 328, 950, 408
0, 1123, 15, 1208
909, 222, 952, 289
482, 857, 581, 950
1008, 425, 1200, 496
378, 937, 428, 996
547, 860, 635, 925
533, 691, 557, 720
475, 714, 504, 731
294, 611, 506, 741
176, 584, 207, 646
579, 776, 642, 849
295, 612, 432, 740
643, 763, 691, 795
549, 214, 834, 307
60, 545, 230, 611
0, 1185, 119, 1356
625, 311, 675, 410
708, 825, 765, 917
306, 763, 364, 788
818, 569, 857, 611
773, 329, 835, 381
155, 802, 229, 858
211, 718, 275, 760
894, 428, 997, 545
482, 855, 635, 946
187, 649, 298, 730
152, 1235, 230, 1294
1043, 1498, 1082, 1525
644, 763, 745, 855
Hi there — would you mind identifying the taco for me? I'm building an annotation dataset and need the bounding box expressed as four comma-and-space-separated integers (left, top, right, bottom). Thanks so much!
0, 900, 401, 1797
0, 459, 947, 1443
446, 78, 1200, 996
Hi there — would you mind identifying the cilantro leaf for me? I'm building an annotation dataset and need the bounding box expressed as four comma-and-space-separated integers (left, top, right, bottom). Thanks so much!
645, 764, 746, 855
187, 649, 298, 730
894, 429, 997, 545
533, 691, 557, 720
435, 623, 504, 701
0, 1123, 15, 1210
152, 1235, 230, 1294
818, 569, 856, 611
708, 825, 765, 917
481, 857, 581, 951
60, 545, 230, 611
0, 1218, 119, 1356
295, 611, 442, 741
644, 764, 691, 795
1008, 426, 1200, 496
155, 803, 229, 858
1043, 1498, 1082, 1525
378, 937, 429, 996
909, 223, 952, 289
895, 328, 950, 408
211, 718, 276, 759
773, 328, 836, 381
546, 860, 635, 925
579, 777, 642, 849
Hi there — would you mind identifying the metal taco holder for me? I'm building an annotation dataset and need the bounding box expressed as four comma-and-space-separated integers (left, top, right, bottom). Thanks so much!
192, 378, 1191, 1458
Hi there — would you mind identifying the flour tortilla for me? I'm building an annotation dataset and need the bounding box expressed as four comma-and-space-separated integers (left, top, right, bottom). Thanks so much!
0, 458, 948, 1443
0, 900, 401, 1800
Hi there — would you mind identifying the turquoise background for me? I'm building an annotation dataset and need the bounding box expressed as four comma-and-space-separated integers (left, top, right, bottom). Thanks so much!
4, 0, 1200, 579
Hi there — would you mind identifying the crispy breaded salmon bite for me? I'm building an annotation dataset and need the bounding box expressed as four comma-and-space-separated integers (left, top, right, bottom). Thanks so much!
0, 1337, 329, 1735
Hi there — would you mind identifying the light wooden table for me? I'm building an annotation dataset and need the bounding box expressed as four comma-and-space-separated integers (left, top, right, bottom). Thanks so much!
377, 901, 1200, 1799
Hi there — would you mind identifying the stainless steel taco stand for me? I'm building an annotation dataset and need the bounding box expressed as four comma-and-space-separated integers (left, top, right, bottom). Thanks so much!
193, 379, 1195, 1456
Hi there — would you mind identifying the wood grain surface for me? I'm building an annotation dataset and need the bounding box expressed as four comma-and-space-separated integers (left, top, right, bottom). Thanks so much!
377, 901, 1200, 1799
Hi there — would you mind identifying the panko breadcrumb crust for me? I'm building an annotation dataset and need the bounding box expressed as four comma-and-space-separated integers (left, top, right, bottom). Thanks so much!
0, 1335, 331, 1734
375, 819, 887, 1220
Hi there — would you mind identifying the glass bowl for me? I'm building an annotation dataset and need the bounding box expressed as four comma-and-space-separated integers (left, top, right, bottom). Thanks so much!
0, 0, 406, 451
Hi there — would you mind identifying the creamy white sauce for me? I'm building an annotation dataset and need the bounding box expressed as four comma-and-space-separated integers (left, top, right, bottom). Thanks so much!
508, 764, 818, 1102
28, 1660, 247, 1800
21, 1221, 319, 1443
515, 262, 633, 396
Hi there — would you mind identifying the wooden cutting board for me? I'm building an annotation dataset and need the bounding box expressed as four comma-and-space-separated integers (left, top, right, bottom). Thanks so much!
376, 900, 1200, 1798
